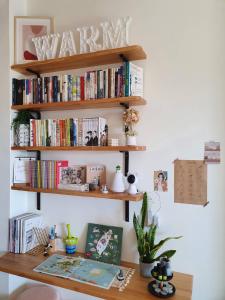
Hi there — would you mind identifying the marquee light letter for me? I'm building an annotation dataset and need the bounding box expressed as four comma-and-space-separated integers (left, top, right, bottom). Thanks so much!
77, 26, 102, 53
100, 16, 132, 49
59, 31, 77, 57
32, 33, 60, 60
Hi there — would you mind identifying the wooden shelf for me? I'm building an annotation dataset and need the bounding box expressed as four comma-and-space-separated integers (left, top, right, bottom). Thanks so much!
11, 96, 146, 111
0, 252, 193, 300
11, 45, 146, 75
11, 185, 143, 202
11, 145, 146, 151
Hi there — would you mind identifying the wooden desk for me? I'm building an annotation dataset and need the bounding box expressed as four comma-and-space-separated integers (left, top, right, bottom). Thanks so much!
0, 252, 193, 300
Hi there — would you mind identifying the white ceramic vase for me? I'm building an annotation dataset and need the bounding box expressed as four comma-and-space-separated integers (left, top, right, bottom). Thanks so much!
126, 135, 137, 146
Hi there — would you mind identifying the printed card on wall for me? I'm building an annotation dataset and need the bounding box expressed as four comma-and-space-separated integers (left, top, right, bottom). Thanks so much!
204, 141, 220, 163
154, 171, 168, 192
174, 160, 207, 205
85, 223, 123, 265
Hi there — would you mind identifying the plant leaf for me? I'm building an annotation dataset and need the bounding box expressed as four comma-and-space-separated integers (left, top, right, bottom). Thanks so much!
152, 236, 182, 252
141, 192, 148, 228
153, 250, 176, 262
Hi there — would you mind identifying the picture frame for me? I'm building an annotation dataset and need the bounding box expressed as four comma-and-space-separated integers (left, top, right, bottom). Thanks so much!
14, 16, 54, 64
85, 223, 123, 265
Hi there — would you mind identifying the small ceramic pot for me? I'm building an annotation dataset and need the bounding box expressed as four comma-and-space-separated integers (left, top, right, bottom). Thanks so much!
139, 260, 154, 277
126, 135, 137, 146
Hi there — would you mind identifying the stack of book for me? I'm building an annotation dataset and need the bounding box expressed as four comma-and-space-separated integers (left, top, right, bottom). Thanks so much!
30, 117, 108, 147
9, 213, 43, 254
29, 160, 68, 189
12, 62, 143, 105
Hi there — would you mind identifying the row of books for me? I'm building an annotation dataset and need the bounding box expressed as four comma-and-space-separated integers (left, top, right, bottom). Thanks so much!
12, 62, 143, 105
30, 117, 108, 147
14, 158, 106, 190
29, 160, 68, 189
9, 213, 43, 254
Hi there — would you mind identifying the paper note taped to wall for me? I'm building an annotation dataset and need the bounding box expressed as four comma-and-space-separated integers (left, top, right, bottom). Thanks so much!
174, 160, 207, 205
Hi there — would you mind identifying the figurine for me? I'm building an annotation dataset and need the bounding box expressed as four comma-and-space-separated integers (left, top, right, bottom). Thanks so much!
117, 269, 125, 281
101, 184, 109, 194
64, 224, 78, 254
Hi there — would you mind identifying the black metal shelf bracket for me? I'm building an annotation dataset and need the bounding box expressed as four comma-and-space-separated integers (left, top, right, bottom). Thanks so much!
119, 54, 128, 62
36, 150, 41, 210
120, 102, 129, 109
26, 68, 40, 78
120, 150, 130, 222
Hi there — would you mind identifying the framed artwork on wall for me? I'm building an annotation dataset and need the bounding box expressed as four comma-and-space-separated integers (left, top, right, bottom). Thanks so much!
85, 223, 123, 265
14, 16, 54, 64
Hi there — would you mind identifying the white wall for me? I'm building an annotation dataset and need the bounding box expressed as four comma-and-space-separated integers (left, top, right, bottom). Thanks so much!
6, 0, 225, 299
0, 0, 10, 298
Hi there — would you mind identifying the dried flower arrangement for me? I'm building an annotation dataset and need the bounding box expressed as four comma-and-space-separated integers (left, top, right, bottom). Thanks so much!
123, 108, 139, 136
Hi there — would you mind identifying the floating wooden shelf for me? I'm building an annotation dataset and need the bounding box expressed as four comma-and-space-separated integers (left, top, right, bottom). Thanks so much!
11, 45, 147, 75
11, 185, 143, 201
11, 96, 146, 111
0, 252, 193, 300
11, 145, 146, 151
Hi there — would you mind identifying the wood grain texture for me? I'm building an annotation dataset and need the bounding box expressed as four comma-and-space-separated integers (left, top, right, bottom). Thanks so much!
11, 145, 146, 151
11, 97, 146, 111
0, 252, 193, 300
11, 185, 143, 201
11, 45, 147, 75
174, 160, 207, 205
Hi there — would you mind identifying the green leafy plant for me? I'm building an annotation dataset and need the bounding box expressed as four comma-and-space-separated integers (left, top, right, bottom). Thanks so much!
11, 110, 39, 130
133, 192, 182, 263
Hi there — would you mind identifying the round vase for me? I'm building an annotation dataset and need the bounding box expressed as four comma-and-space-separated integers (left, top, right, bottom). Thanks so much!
139, 260, 154, 278
126, 135, 137, 146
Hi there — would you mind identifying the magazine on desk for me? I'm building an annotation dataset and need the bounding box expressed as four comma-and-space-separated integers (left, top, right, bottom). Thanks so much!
34, 254, 120, 289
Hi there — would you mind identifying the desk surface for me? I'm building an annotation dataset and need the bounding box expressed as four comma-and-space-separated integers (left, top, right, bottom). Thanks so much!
0, 252, 193, 300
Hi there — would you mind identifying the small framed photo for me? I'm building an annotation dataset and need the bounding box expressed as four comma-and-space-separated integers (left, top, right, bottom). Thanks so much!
14, 16, 54, 64
154, 170, 168, 192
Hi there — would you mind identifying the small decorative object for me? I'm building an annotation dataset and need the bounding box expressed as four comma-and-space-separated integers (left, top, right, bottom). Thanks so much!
64, 224, 78, 254
148, 257, 175, 298
11, 110, 39, 146
77, 26, 102, 53
100, 17, 131, 49
111, 165, 126, 193
117, 269, 125, 281
154, 171, 168, 192
133, 193, 182, 277
108, 138, 119, 146
123, 108, 139, 146
32, 33, 60, 60
86, 165, 106, 188
85, 223, 123, 265
101, 184, 109, 194
126, 172, 138, 195
14, 16, 53, 63
58, 31, 77, 57
204, 141, 220, 163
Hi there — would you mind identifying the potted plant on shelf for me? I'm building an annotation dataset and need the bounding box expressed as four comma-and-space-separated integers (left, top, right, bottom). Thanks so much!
11, 110, 39, 146
133, 192, 182, 277
123, 108, 139, 146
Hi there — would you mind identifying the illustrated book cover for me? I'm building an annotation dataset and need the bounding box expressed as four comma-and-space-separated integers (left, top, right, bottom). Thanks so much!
34, 254, 120, 289
85, 223, 123, 265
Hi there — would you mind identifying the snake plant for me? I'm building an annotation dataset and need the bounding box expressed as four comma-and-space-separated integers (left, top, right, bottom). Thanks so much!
133, 192, 182, 263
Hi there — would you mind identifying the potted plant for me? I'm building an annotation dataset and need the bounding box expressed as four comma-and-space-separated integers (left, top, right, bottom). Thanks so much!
133, 192, 182, 277
123, 108, 139, 145
11, 110, 39, 146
